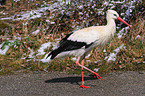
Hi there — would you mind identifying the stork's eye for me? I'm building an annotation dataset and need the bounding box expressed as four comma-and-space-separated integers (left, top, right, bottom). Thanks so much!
114, 14, 117, 17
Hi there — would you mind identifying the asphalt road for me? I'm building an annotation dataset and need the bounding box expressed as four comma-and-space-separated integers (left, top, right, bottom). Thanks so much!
0, 71, 144, 96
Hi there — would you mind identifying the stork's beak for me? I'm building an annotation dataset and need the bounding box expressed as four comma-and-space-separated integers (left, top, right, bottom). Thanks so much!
117, 17, 131, 27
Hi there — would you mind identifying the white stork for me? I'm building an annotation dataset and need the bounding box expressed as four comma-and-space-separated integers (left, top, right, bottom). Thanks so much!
43, 10, 131, 88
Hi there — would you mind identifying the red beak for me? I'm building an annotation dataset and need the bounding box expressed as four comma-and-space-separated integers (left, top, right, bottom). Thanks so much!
117, 17, 131, 27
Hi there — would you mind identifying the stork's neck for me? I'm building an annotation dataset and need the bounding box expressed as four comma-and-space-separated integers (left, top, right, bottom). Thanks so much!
106, 17, 116, 35
106, 17, 116, 29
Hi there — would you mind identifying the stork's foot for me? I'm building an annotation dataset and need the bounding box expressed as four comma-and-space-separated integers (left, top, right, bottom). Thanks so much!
93, 72, 103, 80
79, 85, 90, 88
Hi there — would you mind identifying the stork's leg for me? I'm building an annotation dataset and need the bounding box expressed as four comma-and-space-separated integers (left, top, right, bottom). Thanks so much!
76, 57, 102, 81
79, 59, 90, 88
81, 59, 84, 85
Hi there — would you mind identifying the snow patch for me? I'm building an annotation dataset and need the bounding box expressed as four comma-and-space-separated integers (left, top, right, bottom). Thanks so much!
37, 42, 51, 56
86, 60, 91, 63
117, 26, 130, 39
94, 60, 101, 63
32, 29, 40, 35
0, 42, 9, 55
72, 57, 77, 61
105, 44, 124, 62
27, 47, 35, 58
94, 68, 100, 72
135, 35, 141, 40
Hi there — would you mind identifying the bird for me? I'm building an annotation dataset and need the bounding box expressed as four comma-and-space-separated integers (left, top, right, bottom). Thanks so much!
42, 10, 131, 88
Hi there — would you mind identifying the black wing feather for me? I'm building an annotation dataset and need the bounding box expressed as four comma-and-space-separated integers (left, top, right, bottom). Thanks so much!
47, 33, 93, 59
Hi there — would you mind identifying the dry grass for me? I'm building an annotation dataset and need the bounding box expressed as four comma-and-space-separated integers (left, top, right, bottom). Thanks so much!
0, 1, 144, 75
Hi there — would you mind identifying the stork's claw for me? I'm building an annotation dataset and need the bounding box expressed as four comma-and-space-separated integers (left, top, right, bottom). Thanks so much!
94, 72, 103, 80
79, 85, 90, 88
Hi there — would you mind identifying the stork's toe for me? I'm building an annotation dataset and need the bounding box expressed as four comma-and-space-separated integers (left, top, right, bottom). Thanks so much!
79, 85, 90, 88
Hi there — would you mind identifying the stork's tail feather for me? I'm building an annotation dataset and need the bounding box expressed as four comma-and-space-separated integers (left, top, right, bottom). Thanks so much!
41, 49, 61, 63
41, 52, 52, 63
46, 52, 52, 59
47, 48, 62, 59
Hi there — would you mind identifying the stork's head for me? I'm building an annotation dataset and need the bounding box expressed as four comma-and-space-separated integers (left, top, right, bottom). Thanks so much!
107, 10, 131, 27
107, 10, 119, 19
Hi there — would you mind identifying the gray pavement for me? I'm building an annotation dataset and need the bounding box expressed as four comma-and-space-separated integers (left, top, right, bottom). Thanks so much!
0, 71, 144, 96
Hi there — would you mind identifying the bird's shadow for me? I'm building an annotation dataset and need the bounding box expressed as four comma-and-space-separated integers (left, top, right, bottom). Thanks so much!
45, 74, 101, 86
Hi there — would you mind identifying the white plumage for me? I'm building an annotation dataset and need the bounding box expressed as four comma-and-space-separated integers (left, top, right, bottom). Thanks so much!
43, 10, 131, 88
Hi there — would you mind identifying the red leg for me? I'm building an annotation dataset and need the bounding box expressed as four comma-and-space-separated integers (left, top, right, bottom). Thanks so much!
79, 59, 90, 88
81, 59, 84, 85
76, 58, 102, 81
